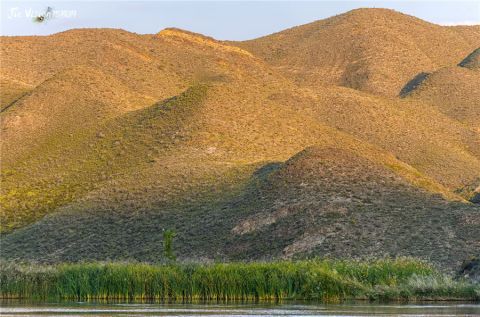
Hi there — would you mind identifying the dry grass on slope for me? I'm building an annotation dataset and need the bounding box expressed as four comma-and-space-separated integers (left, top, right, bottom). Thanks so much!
0, 26, 280, 163
0, 84, 208, 232
234, 8, 479, 97
0, 59, 474, 265
3, 144, 475, 268
403, 66, 480, 131
0, 78, 32, 111
76, 80, 465, 217
293, 85, 480, 195
157, 28, 253, 58
0, 27, 268, 101
1, 73, 465, 234
0, 28, 285, 233
227, 146, 479, 269
1, 66, 154, 164
0, 29, 185, 99
450, 26, 480, 52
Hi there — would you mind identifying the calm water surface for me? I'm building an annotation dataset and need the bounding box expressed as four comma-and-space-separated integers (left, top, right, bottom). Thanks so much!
1, 300, 479, 316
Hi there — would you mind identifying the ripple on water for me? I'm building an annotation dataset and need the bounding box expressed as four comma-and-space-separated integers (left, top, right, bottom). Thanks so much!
0, 301, 479, 317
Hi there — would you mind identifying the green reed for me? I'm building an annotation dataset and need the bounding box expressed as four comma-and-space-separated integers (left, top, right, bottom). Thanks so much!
0, 259, 477, 301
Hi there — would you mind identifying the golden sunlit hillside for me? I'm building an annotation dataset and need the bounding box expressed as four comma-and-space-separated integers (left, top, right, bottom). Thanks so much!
403, 61, 480, 132
234, 8, 479, 97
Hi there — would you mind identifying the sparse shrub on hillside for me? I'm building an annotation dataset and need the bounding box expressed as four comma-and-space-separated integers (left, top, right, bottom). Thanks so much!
163, 229, 177, 261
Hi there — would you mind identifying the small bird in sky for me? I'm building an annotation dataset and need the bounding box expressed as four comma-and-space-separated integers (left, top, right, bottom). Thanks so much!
34, 6, 53, 23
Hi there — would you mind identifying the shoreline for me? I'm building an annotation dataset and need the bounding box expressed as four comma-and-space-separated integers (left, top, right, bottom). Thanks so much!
1, 259, 478, 302
1, 297, 479, 303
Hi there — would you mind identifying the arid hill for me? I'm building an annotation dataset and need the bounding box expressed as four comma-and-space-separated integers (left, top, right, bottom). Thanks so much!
1, 8, 479, 270
234, 8, 479, 97
227, 146, 479, 268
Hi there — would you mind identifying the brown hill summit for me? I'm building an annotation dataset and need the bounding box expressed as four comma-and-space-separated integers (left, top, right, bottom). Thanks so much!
0, 8, 479, 269
234, 8, 480, 97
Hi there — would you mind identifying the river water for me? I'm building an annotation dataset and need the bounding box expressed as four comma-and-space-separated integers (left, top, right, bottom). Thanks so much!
1, 301, 479, 316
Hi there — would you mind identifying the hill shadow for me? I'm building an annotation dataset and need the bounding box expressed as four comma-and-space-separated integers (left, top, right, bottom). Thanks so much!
399, 72, 430, 98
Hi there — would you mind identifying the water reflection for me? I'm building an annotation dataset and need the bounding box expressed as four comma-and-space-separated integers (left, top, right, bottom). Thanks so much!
1, 300, 479, 316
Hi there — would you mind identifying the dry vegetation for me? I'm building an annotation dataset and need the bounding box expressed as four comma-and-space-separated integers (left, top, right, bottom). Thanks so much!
234, 8, 480, 97
0, 8, 479, 271
403, 64, 480, 132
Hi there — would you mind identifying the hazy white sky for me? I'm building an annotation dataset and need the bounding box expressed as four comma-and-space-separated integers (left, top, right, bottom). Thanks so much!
1, 1, 479, 40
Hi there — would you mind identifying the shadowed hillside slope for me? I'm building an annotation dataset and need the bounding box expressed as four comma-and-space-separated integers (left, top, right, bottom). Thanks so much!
459, 47, 480, 69
226, 147, 479, 269
234, 8, 480, 97
2, 146, 478, 271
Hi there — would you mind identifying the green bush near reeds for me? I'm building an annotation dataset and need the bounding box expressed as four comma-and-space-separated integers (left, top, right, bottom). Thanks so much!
0, 259, 478, 301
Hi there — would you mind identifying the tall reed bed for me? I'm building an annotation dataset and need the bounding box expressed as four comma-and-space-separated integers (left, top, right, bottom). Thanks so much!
0, 259, 477, 301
